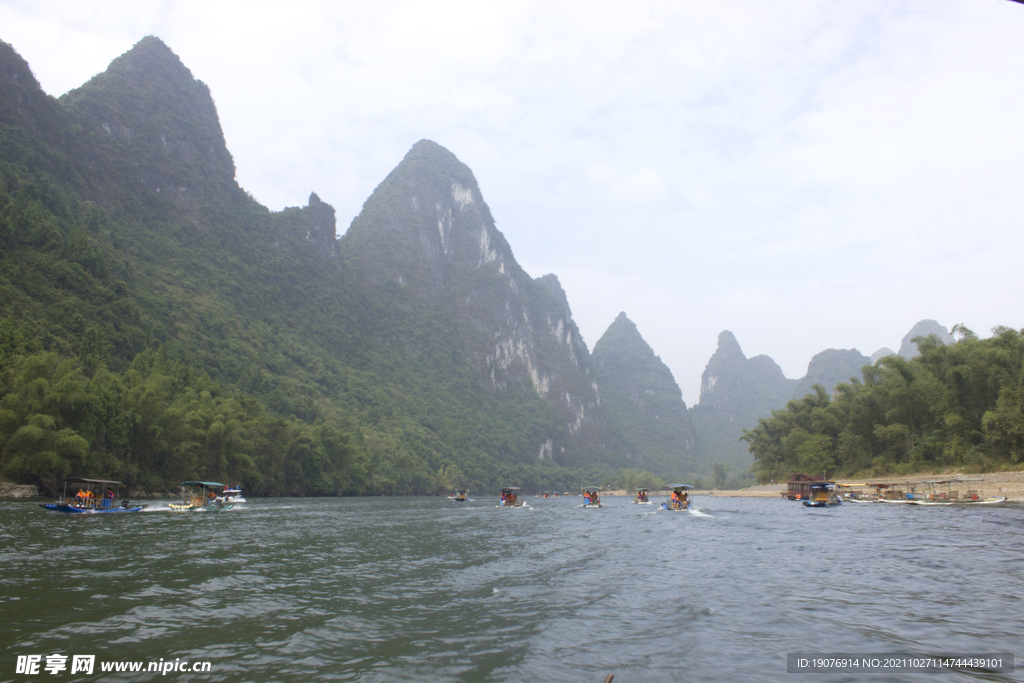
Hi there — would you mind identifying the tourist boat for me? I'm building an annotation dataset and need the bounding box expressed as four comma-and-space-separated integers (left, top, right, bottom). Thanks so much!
168, 481, 234, 511
631, 487, 651, 504
39, 477, 142, 514
221, 486, 246, 504
499, 486, 524, 507
543, 491, 550, 498
662, 484, 692, 511
453, 489, 469, 502
581, 486, 602, 508
803, 482, 842, 507
907, 479, 1007, 505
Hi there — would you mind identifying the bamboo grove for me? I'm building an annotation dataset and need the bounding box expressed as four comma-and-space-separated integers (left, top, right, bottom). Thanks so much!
743, 328, 1024, 481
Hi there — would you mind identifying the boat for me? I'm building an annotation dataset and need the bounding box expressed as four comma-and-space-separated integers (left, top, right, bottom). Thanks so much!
39, 477, 142, 514
168, 481, 234, 511
453, 489, 469, 502
631, 487, 651, 504
581, 486, 602, 508
907, 479, 1007, 505
499, 486, 525, 507
662, 484, 692, 511
543, 491, 550, 499
221, 486, 246, 504
802, 482, 842, 507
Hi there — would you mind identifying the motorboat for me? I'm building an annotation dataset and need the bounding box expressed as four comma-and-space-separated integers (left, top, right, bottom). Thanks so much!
662, 484, 692, 511
39, 477, 142, 514
168, 481, 234, 511
581, 486, 602, 508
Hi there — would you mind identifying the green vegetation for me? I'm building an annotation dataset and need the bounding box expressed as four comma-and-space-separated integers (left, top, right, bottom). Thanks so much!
742, 328, 1024, 481
0, 37, 665, 497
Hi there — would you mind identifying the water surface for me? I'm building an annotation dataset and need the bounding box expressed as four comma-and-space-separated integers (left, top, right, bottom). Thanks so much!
1, 496, 1021, 682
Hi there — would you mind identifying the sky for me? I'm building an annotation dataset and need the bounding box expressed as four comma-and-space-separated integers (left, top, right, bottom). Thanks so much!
3, 0, 1023, 403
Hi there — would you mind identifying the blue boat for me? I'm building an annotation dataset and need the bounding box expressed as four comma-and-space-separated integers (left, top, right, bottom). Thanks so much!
803, 482, 842, 507
39, 477, 142, 514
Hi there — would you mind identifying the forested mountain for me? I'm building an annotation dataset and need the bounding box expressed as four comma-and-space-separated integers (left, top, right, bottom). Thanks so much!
790, 348, 871, 401
0, 36, 667, 496
590, 312, 695, 474
688, 331, 796, 475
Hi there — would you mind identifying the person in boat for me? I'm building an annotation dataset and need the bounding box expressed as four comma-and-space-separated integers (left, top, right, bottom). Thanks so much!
106, 488, 114, 499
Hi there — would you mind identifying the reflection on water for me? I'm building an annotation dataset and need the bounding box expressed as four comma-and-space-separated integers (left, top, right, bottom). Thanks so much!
1, 496, 1021, 682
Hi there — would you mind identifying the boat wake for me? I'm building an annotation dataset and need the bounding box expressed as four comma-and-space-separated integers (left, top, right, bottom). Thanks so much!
688, 508, 713, 517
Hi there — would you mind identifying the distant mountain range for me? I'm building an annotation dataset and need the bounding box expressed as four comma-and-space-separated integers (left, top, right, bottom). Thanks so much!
0, 35, 963, 492
684, 320, 956, 473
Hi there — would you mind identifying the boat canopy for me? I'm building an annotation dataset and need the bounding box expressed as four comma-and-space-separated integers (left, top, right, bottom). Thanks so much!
63, 477, 125, 486
809, 482, 836, 491
180, 481, 225, 487
669, 484, 693, 491
499, 486, 522, 492
582, 486, 601, 491
636, 487, 648, 492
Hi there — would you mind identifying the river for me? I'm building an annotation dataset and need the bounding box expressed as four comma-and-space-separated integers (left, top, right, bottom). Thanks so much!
1, 495, 1021, 682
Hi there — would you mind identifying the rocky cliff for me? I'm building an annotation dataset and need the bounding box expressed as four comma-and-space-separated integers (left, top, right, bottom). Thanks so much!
340, 140, 604, 459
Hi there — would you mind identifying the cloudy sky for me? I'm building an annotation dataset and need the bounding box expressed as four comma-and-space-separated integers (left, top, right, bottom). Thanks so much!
3, 0, 1023, 402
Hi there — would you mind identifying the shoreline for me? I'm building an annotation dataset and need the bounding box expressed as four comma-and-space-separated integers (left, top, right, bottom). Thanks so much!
631, 470, 1024, 502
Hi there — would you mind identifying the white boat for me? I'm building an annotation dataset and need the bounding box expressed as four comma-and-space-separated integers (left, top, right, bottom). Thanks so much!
222, 486, 246, 504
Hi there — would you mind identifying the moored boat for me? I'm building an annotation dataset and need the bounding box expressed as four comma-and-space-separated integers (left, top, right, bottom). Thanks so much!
631, 487, 651, 504
168, 481, 234, 511
499, 486, 524, 507
581, 486, 602, 508
803, 482, 842, 507
39, 478, 142, 514
662, 484, 692, 511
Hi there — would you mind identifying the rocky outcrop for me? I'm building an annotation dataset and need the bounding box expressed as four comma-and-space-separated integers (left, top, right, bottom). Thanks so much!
0, 481, 38, 498
58, 36, 238, 208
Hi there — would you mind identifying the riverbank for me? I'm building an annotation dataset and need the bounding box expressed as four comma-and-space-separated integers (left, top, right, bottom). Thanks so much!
679, 470, 1024, 502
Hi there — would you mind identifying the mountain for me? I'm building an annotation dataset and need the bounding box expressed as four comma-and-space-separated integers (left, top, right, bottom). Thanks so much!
791, 348, 871, 400
590, 312, 695, 474
870, 347, 896, 363
0, 36, 643, 495
688, 331, 797, 475
898, 319, 954, 359
339, 139, 605, 461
